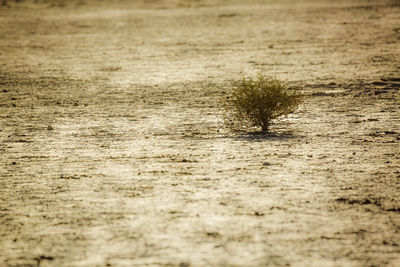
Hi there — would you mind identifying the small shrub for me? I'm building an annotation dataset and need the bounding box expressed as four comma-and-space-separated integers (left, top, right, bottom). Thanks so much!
223, 73, 303, 132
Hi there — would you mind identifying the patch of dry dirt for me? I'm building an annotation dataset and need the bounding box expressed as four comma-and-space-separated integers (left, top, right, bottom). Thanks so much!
0, 0, 399, 266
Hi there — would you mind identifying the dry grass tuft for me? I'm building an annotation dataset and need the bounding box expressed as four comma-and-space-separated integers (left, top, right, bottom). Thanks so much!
222, 73, 304, 132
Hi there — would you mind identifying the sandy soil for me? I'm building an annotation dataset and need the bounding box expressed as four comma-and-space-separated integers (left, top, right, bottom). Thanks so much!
1, 0, 400, 266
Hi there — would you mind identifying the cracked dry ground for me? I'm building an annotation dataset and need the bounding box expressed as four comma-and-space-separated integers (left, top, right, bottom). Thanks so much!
0, 0, 400, 266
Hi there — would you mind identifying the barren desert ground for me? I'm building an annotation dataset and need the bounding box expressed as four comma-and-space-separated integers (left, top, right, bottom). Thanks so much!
0, 0, 400, 266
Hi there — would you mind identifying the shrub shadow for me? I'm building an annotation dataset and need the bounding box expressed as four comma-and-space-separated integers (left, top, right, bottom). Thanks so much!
232, 130, 302, 142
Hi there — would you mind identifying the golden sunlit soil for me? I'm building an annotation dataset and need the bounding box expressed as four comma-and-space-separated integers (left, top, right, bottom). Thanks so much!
0, 0, 399, 266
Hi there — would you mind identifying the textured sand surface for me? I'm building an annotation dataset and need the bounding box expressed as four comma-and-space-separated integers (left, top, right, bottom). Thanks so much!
0, 0, 399, 266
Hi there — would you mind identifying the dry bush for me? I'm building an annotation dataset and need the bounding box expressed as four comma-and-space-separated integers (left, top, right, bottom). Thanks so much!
223, 73, 303, 132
